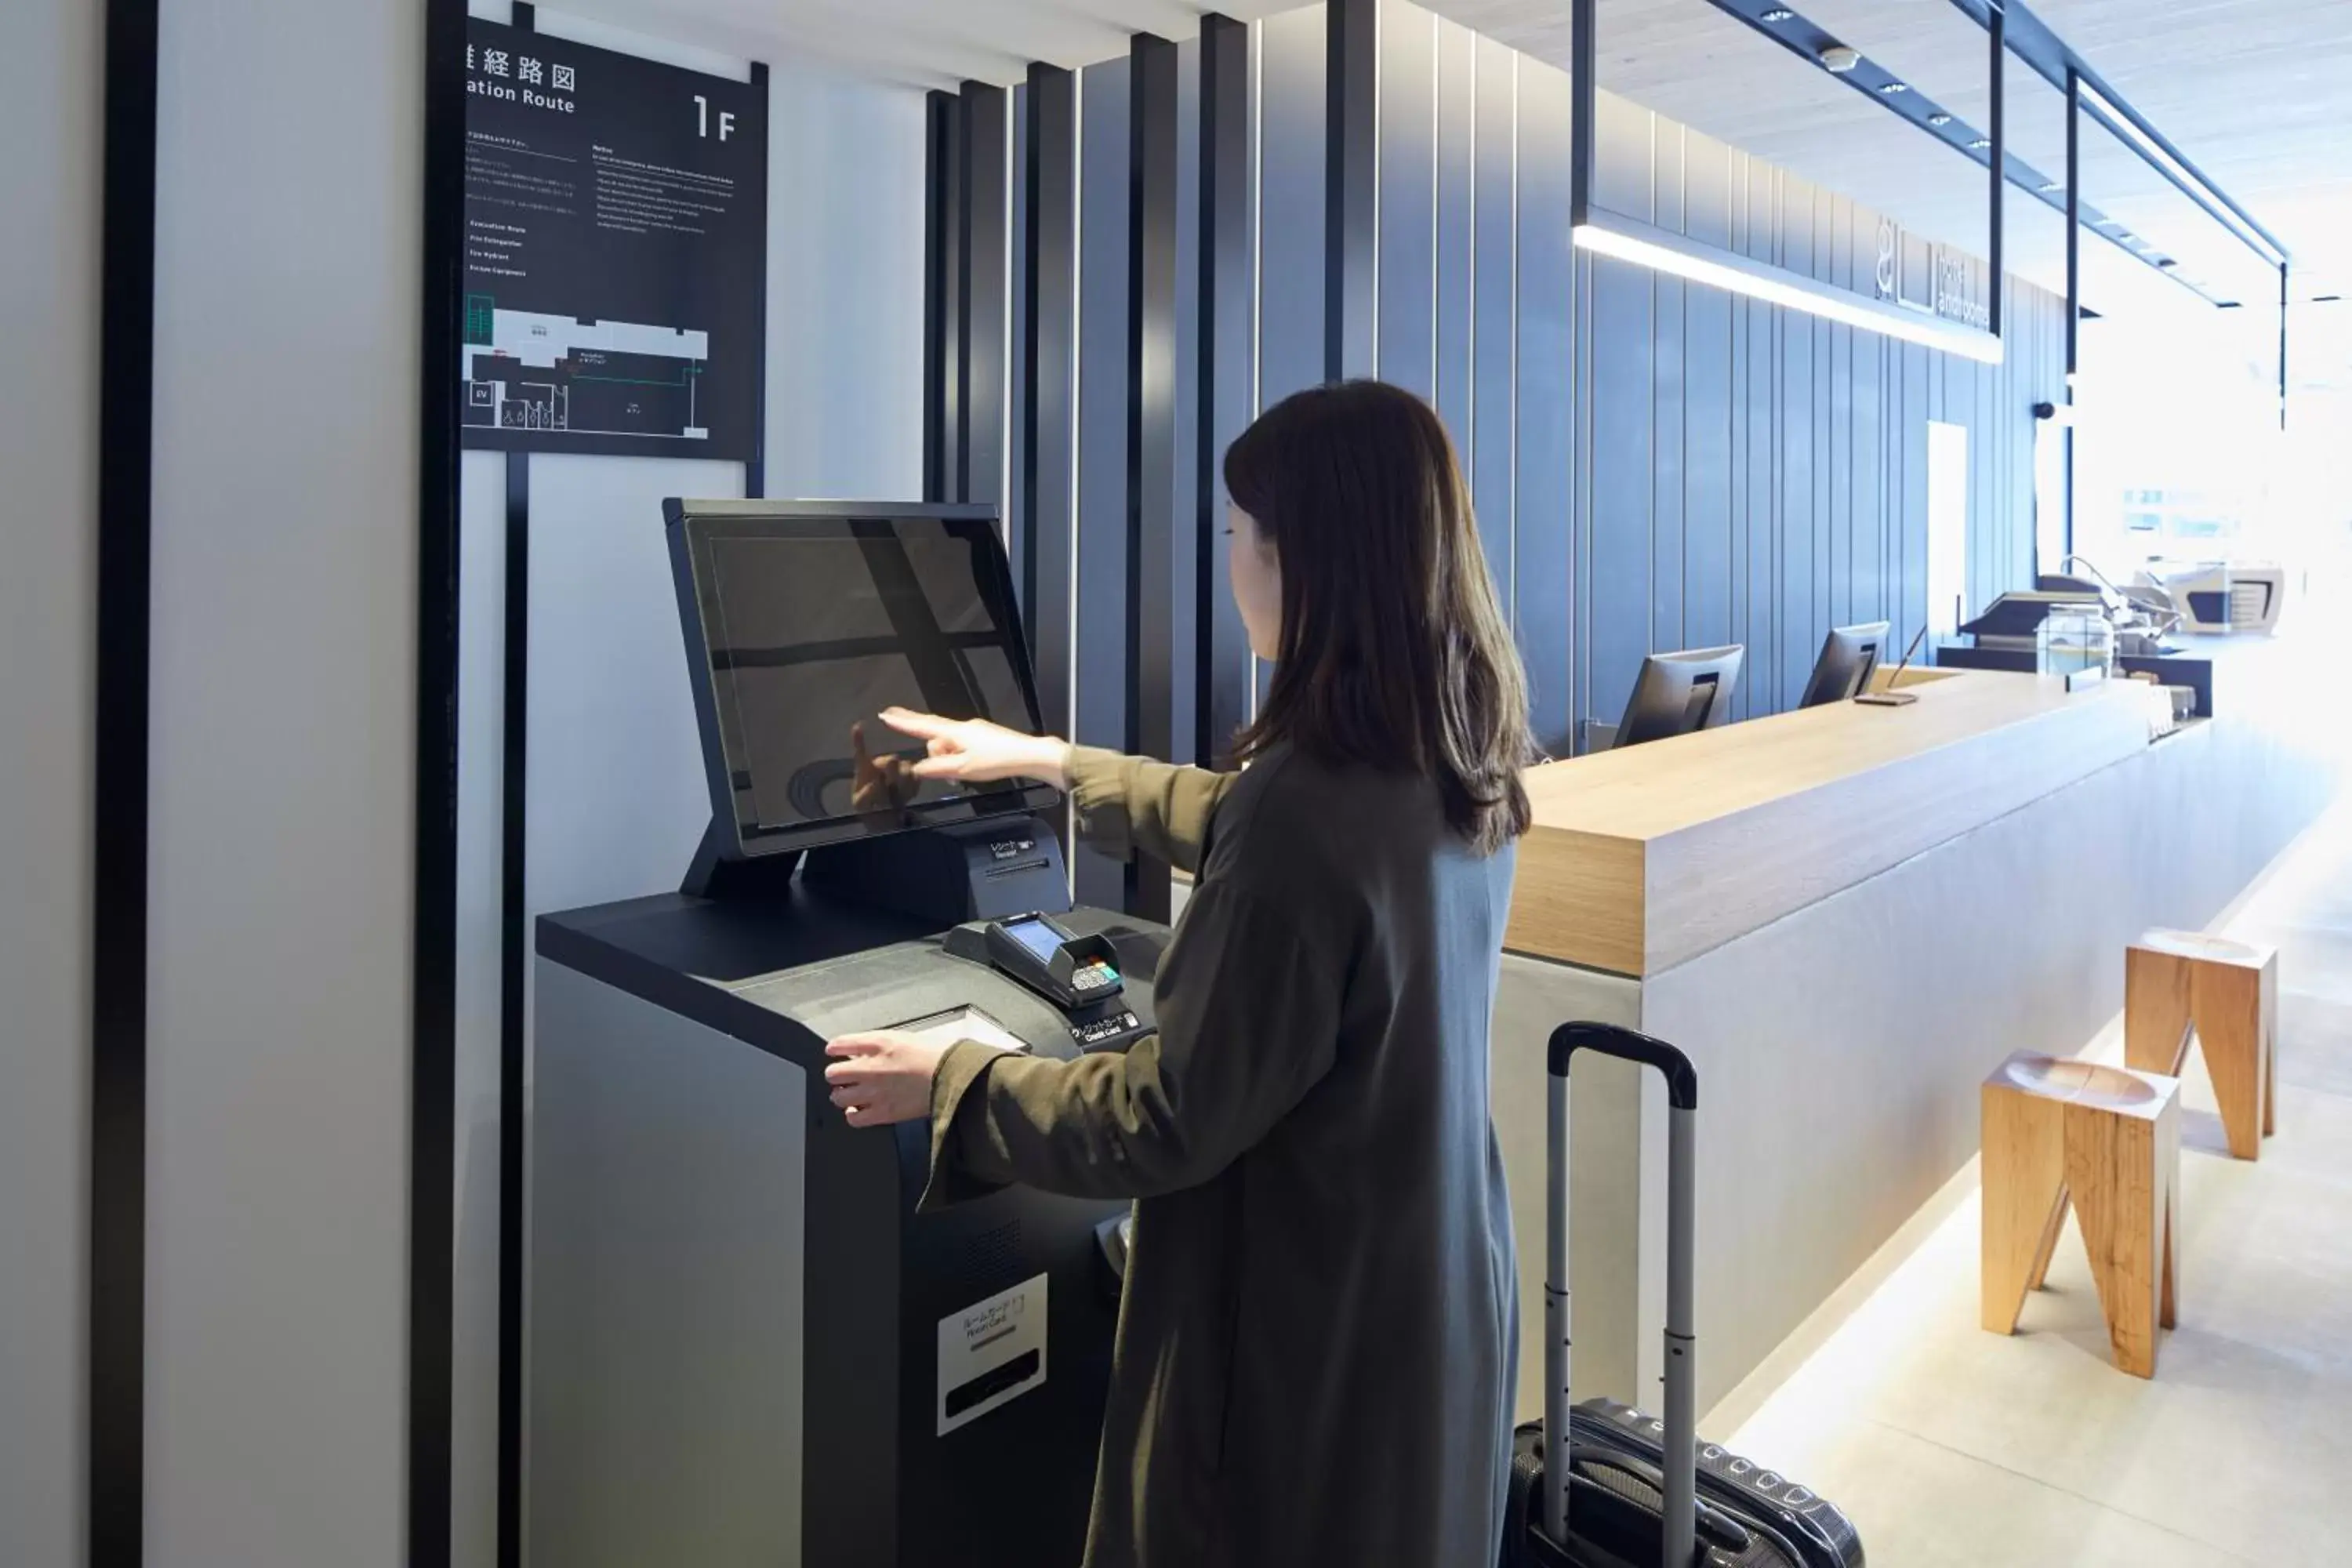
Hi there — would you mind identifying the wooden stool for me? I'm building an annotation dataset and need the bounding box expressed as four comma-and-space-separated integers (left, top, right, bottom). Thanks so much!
1982, 1053, 2181, 1377
2127, 929, 2278, 1160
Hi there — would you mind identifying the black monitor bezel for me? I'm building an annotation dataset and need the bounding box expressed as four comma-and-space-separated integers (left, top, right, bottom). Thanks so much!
665, 498, 1062, 859
1801, 619, 1893, 708
1614, 644, 1746, 749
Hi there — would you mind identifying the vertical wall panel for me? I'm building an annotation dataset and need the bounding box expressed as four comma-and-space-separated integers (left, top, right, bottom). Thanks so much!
1376, 3, 1436, 399
1682, 140, 1733, 657
1171, 40, 1201, 772
1020, 65, 1077, 742
1470, 37, 1516, 613
2, 1, 98, 1562
1650, 121, 1686, 655
1433, 19, 1475, 452
1778, 180, 1817, 717
1198, 15, 1254, 764
964, 83, 1009, 509
1127, 33, 1179, 920
1073, 56, 1131, 909
1514, 58, 1573, 753
1327, 0, 1377, 379
1258, 6, 1327, 408
1009, 83, 1030, 592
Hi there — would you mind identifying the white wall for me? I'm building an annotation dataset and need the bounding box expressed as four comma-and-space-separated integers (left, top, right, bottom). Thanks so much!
147, 0, 422, 1561
0, 2, 99, 1564
448, 14, 927, 1566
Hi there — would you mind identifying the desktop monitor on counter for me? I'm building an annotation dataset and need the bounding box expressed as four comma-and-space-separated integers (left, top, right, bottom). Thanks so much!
1800, 621, 1892, 708
1612, 644, 1744, 749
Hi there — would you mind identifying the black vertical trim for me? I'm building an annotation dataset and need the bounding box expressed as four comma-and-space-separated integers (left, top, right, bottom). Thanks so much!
748, 58, 769, 499
494, 458, 528, 1568
944, 95, 968, 500
1127, 31, 1178, 920
924, 91, 953, 503
1987, 3, 2004, 341
1196, 15, 1250, 768
962, 82, 1010, 517
415, 1, 468, 1566
2063, 65, 2078, 560
1327, 0, 1377, 381
92, 0, 159, 1560
1022, 64, 1076, 678
1569, 0, 1595, 227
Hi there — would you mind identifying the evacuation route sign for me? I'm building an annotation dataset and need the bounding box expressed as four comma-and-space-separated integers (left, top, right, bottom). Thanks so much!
461, 19, 766, 461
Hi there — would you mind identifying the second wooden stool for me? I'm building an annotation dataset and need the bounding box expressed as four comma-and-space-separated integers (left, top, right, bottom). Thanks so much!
2127, 928, 2278, 1160
1982, 1052, 2181, 1377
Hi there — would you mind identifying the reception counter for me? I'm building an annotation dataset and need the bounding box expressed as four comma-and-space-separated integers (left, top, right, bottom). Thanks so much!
1490, 661, 2336, 1422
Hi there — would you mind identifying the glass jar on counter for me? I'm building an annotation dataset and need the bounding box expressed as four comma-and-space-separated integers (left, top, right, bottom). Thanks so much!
2038, 605, 2115, 681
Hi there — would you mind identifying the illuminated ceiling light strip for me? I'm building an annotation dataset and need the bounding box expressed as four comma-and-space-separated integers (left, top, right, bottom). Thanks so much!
1573, 216, 2004, 365
2076, 78, 2285, 269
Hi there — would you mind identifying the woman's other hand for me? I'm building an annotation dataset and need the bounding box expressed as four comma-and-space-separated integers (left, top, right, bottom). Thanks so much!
822, 1031, 955, 1127
879, 707, 1073, 790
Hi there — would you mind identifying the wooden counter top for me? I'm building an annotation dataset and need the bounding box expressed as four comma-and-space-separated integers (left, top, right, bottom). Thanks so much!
1508, 669, 2167, 976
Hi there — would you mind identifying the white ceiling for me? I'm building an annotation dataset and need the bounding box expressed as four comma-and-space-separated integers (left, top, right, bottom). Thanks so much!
1430, 0, 2352, 324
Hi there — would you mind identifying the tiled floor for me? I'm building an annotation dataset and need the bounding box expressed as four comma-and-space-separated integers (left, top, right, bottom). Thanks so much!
1720, 800, 2352, 1566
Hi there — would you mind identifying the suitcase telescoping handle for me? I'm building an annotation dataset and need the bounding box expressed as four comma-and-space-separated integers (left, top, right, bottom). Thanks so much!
1544, 1023, 1700, 1568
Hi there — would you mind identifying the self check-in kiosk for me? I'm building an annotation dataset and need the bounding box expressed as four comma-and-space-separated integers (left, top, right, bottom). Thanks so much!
526, 500, 1170, 1568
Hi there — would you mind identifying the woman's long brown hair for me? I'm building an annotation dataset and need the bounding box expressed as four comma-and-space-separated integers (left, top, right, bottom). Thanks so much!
1223, 380, 1535, 855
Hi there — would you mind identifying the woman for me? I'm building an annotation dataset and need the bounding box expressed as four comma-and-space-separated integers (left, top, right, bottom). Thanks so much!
823, 379, 1535, 1567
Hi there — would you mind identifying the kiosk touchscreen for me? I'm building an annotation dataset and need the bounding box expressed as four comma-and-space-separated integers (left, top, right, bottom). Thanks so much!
526, 499, 1171, 1568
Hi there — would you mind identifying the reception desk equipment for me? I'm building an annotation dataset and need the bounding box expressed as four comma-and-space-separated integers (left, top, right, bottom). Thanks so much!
1490, 662, 2333, 1423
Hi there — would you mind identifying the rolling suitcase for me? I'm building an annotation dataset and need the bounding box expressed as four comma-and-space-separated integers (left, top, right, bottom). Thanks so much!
1502, 1022, 1865, 1568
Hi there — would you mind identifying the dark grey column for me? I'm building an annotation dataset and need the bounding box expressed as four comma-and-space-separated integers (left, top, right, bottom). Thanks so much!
1327, 0, 1377, 380
1196, 14, 1252, 767
964, 82, 1010, 510
1127, 32, 1178, 921
1021, 64, 1077, 728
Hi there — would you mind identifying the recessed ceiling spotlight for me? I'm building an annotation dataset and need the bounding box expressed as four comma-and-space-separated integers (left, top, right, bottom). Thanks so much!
1967, 137, 1991, 150
2038, 181, 2062, 193
1927, 113, 1952, 126
2096, 218, 2122, 230
1877, 80, 1909, 94
1820, 44, 1862, 72
2157, 257, 2177, 268
1760, 7, 1795, 20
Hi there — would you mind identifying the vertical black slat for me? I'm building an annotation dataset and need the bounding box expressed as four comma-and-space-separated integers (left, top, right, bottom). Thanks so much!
1375, 6, 1436, 399
1258, 8, 1327, 408
92, 0, 159, 1560
1326, 0, 1377, 382
924, 90, 951, 503
1022, 64, 1077, 721
1010, 82, 1031, 581
964, 82, 1011, 519
1470, 35, 1515, 617
1569, 0, 1595, 227
747, 59, 769, 499
494, 456, 528, 1568
1197, 14, 1250, 768
1127, 31, 1178, 923
1514, 59, 1574, 757
945, 92, 969, 501
1073, 58, 1132, 912
1987, 4, 2005, 342
415, 2, 469, 1566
